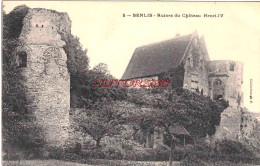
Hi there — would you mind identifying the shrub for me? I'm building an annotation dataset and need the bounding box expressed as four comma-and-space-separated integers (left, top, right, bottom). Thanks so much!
181, 140, 259, 165
40, 146, 64, 160
3, 145, 43, 161
172, 147, 185, 161
215, 140, 253, 156
215, 140, 258, 164
102, 145, 124, 160
180, 153, 207, 166
124, 147, 151, 161
154, 146, 170, 161
63, 152, 84, 162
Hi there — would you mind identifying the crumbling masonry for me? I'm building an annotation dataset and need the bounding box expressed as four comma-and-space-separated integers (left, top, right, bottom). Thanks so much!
15, 8, 71, 147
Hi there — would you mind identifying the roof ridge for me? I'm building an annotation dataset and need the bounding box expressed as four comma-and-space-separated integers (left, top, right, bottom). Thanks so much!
136, 33, 193, 50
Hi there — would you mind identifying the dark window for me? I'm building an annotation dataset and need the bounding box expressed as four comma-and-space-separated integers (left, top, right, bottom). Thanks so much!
230, 63, 235, 71
17, 51, 27, 68
36, 24, 38, 27
42, 25, 44, 28
215, 95, 223, 100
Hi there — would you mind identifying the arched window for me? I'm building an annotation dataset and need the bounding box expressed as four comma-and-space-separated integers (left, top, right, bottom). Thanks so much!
17, 51, 27, 68
213, 79, 224, 101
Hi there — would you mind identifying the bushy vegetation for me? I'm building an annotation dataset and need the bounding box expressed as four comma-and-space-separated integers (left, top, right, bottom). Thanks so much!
2, 5, 46, 160
180, 140, 260, 165
34, 140, 259, 165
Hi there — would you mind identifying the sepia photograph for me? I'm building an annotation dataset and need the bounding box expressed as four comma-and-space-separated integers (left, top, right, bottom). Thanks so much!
2, 1, 260, 166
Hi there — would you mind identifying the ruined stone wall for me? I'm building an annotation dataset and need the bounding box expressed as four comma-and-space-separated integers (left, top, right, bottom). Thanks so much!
209, 61, 244, 141
240, 109, 260, 148
207, 60, 243, 107
183, 37, 209, 96
213, 106, 260, 149
213, 107, 242, 141
16, 8, 71, 147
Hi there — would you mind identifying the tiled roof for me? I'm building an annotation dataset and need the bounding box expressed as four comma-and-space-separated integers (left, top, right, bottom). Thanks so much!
122, 34, 193, 79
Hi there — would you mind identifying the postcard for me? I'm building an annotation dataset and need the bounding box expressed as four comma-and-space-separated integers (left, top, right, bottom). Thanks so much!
2, 1, 260, 166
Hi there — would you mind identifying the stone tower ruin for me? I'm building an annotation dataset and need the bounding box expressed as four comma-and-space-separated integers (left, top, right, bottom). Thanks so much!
15, 8, 71, 147
207, 60, 244, 107
208, 61, 244, 141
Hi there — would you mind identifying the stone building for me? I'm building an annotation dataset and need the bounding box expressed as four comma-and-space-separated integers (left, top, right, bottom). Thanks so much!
15, 8, 71, 147
122, 32, 253, 146
122, 31, 243, 107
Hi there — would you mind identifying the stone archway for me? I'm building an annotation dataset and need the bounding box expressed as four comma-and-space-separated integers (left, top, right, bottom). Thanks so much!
213, 78, 225, 101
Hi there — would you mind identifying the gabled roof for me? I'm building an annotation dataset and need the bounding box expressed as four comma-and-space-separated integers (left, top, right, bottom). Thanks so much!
170, 125, 190, 136
199, 36, 210, 61
122, 33, 193, 79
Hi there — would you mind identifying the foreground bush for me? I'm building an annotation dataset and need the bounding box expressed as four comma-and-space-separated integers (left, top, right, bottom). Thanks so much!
181, 140, 260, 165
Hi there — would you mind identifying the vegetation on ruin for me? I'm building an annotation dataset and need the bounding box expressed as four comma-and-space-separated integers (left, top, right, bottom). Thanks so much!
2, 6, 46, 159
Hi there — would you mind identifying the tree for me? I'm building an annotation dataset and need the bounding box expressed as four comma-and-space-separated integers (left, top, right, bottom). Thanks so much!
150, 89, 228, 165
63, 34, 89, 76
92, 63, 111, 76
70, 62, 127, 108
74, 99, 124, 153
61, 33, 90, 108
124, 87, 228, 165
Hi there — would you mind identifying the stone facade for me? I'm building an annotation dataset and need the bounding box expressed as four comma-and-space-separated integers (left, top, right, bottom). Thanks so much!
15, 8, 71, 147
240, 109, 260, 148
207, 61, 243, 107
122, 32, 258, 147
181, 38, 244, 108
182, 36, 209, 96
123, 32, 244, 107
214, 107, 242, 141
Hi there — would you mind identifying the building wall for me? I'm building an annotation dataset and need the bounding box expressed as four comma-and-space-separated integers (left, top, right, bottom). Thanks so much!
213, 107, 242, 141
183, 37, 209, 96
213, 107, 260, 149
207, 60, 243, 107
240, 109, 260, 148
16, 8, 71, 147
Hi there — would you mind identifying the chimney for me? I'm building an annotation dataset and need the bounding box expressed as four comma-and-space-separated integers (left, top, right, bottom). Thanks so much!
175, 33, 180, 37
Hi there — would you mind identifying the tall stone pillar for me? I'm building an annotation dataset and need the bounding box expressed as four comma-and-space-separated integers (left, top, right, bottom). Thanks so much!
16, 8, 71, 147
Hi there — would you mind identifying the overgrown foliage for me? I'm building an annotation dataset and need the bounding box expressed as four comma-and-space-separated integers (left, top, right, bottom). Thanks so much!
60, 27, 127, 108
2, 5, 45, 157
126, 87, 228, 139
74, 99, 125, 149
158, 64, 185, 93
3, 5, 29, 39
181, 140, 259, 165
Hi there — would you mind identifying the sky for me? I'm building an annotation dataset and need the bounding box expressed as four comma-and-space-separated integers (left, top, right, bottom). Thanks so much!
3, 1, 260, 113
